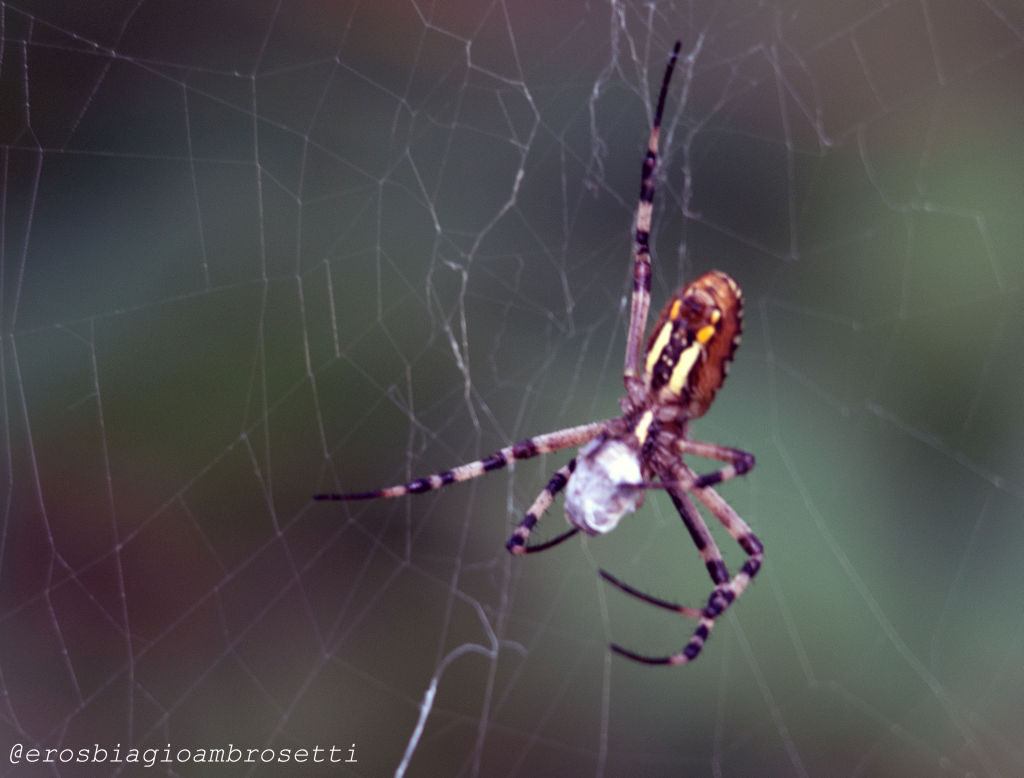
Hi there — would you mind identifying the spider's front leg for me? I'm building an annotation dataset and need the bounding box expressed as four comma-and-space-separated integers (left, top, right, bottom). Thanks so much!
315, 421, 607, 502
622, 41, 680, 398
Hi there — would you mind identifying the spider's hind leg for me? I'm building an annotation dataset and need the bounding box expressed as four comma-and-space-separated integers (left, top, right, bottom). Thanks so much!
601, 475, 763, 665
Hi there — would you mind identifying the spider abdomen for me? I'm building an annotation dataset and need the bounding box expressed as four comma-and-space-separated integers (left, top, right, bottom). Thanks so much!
643, 270, 743, 418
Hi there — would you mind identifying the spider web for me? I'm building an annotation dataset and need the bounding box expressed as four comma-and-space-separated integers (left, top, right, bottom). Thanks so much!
1, 0, 1022, 776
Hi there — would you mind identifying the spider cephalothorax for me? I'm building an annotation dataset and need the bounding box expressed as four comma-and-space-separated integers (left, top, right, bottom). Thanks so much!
316, 42, 762, 666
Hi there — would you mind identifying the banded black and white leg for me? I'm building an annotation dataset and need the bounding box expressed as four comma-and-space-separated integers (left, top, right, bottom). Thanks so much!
315, 421, 606, 551
315, 421, 605, 502
505, 460, 580, 554
601, 465, 763, 665
623, 41, 681, 397
629, 428, 754, 506
678, 437, 755, 489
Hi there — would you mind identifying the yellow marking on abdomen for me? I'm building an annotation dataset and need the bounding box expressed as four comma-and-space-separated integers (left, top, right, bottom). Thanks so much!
645, 321, 674, 378
696, 324, 716, 344
668, 341, 702, 396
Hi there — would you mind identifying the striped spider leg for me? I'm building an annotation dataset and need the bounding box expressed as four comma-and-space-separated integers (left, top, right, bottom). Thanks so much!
314, 420, 609, 552
316, 41, 763, 666
600, 438, 763, 665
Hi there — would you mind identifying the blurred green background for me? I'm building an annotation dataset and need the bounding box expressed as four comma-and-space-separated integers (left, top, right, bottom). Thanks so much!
1, 1, 1022, 776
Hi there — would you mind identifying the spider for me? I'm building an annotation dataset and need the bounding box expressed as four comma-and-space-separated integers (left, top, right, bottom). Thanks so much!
315, 41, 763, 665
